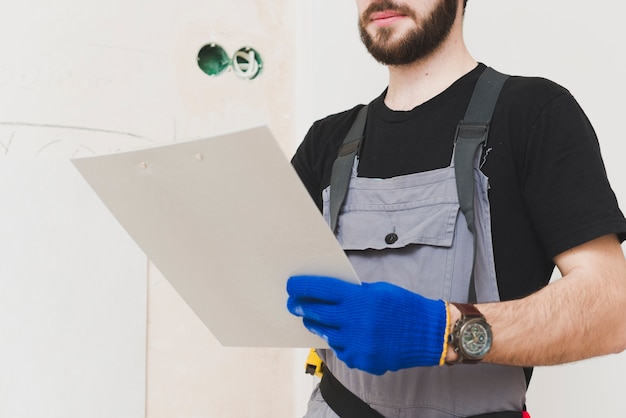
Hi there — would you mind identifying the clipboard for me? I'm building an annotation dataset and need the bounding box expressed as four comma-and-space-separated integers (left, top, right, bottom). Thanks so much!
72, 126, 359, 348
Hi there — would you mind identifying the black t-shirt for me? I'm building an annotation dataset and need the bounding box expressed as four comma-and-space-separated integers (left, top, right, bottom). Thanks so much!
292, 63, 626, 301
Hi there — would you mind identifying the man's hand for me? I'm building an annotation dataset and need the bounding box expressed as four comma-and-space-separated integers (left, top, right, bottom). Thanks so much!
286, 275, 448, 375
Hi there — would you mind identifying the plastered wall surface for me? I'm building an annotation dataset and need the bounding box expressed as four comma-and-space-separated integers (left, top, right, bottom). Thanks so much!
0, 158, 148, 418
1, 1, 313, 417
0, 3, 156, 417
146, 265, 311, 417
145, 2, 316, 417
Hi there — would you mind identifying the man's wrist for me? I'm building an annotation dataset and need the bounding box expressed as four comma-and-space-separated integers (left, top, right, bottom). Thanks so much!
444, 303, 462, 363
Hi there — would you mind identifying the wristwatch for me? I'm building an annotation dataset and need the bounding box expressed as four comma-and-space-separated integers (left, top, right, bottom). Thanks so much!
448, 303, 493, 364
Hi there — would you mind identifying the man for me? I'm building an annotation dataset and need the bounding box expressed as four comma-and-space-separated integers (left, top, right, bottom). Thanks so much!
287, 0, 626, 417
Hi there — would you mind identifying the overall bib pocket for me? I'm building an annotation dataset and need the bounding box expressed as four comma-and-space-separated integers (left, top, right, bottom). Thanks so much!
322, 172, 474, 301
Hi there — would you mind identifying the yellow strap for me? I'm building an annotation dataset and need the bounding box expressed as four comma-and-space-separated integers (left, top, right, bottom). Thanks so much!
439, 301, 451, 366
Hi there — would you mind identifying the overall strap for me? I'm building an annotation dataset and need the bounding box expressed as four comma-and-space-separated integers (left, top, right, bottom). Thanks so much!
454, 67, 509, 303
329, 105, 368, 232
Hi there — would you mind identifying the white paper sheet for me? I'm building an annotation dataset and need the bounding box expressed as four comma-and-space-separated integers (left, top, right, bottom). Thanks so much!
72, 126, 359, 348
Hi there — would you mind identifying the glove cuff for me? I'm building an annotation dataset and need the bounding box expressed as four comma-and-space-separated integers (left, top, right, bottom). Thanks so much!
399, 297, 448, 368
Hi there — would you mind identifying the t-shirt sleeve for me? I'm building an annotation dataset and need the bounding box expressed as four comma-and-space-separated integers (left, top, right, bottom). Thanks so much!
291, 124, 325, 211
520, 92, 626, 258
291, 106, 365, 212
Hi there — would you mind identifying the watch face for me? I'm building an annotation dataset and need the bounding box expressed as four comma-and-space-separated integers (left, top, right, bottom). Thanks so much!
460, 319, 492, 359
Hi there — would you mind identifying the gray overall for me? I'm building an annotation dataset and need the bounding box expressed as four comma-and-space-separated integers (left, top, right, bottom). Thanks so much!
304, 68, 527, 417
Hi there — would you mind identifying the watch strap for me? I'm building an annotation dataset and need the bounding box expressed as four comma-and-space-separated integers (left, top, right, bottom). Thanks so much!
451, 302, 483, 318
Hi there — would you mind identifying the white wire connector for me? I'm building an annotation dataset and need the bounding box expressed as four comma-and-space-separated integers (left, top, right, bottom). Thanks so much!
231, 49, 261, 80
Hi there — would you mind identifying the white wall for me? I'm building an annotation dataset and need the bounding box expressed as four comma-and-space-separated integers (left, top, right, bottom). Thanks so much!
0, 2, 161, 416
300, 1, 626, 417
144, 2, 316, 417
295, 1, 387, 139
0, 159, 148, 418
1, 1, 311, 417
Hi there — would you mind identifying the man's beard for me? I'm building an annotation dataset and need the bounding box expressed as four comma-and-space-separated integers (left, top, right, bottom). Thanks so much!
359, 0, 458, 66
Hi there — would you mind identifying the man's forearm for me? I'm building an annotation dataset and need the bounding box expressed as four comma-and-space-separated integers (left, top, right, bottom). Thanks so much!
446, 234, 626, 367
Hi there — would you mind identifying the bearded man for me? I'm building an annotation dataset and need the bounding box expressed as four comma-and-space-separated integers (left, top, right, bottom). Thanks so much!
287, 1, 626, 417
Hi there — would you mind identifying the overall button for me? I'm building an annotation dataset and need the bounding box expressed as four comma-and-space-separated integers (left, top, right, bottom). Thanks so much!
385, 233, 398, 245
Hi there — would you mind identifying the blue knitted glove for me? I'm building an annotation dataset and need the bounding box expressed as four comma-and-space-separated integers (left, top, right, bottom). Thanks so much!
286, 275, 448, 375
